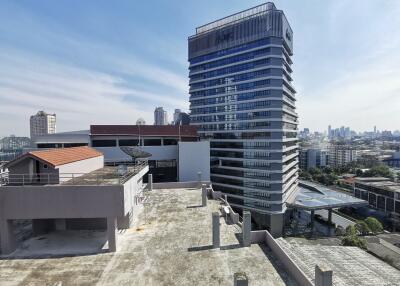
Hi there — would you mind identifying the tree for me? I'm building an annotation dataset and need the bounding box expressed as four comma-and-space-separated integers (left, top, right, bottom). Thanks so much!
345, 225, 358, 236
364, 217, 383, 234
355, 169, 363, 177
355, 221, 371, 235
335, 226, 345, 236
342, 235, 367, 250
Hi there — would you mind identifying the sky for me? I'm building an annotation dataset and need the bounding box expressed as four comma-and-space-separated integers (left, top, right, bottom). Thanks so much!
0, 0, 399, 137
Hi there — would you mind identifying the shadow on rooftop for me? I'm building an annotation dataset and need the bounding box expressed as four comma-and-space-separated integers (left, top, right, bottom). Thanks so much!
188, 245, 214, 252
186, 204, 203, 209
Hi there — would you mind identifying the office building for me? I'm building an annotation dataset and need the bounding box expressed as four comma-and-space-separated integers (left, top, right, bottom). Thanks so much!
173, 109, 181, 125
30, 111, 56, 139
175, 112, 190, 125
299, 147, 328, 170
188, 2, 298, 235
154, 107, 168, 125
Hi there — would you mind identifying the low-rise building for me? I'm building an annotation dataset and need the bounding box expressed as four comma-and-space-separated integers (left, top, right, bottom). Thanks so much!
353, 177, 400, 230
89, 125, 208, 182
0, 146, 149, 254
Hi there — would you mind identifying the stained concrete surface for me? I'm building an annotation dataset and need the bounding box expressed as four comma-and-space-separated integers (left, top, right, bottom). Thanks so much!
278, 237, 400, 285
0, 188, 296, 286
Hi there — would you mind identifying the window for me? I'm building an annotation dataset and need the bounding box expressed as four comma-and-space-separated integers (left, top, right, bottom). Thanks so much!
43, 164, 48, 169
119, 139, 139, 146
92, 140, 117, 147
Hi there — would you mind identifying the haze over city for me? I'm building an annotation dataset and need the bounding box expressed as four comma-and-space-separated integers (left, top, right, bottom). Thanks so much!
0, 0, 399, 137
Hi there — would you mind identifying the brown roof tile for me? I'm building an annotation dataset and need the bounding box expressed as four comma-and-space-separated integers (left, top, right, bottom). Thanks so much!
28, 146, 103, 167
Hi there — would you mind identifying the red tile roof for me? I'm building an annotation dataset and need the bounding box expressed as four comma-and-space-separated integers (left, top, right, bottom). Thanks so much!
90, 125, 198, 137
26, 146, 103, 168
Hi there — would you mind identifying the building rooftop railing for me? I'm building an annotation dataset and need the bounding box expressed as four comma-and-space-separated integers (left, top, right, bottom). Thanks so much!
194, 2, 276, 36
0, 161, 148, 187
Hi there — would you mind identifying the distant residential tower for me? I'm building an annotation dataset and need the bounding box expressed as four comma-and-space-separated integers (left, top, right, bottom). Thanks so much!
154, 107, 168, 125
30, 111, 56, 139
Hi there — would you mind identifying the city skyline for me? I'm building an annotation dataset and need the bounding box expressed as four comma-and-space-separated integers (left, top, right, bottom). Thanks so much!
0, 0, 399, 137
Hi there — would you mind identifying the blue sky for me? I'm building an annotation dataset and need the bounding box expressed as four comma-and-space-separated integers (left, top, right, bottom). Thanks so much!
0, 0, 399, 137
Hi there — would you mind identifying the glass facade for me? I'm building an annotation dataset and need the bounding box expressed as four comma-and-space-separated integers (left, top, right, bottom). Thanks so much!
188, 3, 298, 215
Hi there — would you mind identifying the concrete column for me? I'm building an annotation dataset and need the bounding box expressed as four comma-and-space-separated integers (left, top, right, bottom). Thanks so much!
242, 211, 251, 247
234, 272, 248, 286
328, 209, 332, 224
269, 213, 284, 238
310, 210, 315, 229
107, 217, 117, 252
0, 219, 16, 255
148, 174, 153, 191
315, 264, 333, 286
212, 212, 220, 249
201, 184, 207, 207
197, 171, 202, 188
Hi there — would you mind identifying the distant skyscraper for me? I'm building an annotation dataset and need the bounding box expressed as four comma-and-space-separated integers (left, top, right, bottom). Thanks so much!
175, 112, 190, 125
328, 125, 332, 139
173, 109, 181, 125
188, 3, 297, 235
154, 107, 168, 125
136, 118, 146, 125
30, 111, 56, 139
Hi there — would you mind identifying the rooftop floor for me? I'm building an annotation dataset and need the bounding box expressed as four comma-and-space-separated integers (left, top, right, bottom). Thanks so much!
0, 187, 296, 285
61, 164, 146, 186
277, 237, 400, 285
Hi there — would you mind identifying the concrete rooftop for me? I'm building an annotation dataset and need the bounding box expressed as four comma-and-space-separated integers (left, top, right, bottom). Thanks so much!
0, 187, 296, 285
61, 164, 145, 186
277, 237, 400, 285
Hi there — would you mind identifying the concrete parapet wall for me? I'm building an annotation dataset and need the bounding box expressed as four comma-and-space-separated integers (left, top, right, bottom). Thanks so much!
152, 181, 211, 190
264, 230, 313, 286
218, 194, 313, 286
0, 185, 125, 220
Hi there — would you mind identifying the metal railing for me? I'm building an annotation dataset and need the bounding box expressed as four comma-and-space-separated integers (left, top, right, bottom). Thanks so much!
1, 161, 148, 186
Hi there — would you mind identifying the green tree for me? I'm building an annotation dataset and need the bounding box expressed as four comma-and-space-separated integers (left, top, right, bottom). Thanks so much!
345, 225, 358, 236
364, 217, 383, 234
355, 221, 371, 235
342, 235, 367, 250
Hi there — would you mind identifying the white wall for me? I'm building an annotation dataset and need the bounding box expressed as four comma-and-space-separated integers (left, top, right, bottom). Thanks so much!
178, 141, 210, 182
58, 156, 104, 180
94, 146, 178, 162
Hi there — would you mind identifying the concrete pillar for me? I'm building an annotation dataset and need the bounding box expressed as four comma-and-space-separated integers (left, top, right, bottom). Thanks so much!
234, 272, 248, 286
242, 211, 251, 247
310, 210, 315, 229
197, 171, 202, 187
107, 217, 117, 252
212, 212, 220, 249
148, 174, 153, 191
201, 184, 207, 207
0, 219, 16, 255
315, 264, 333, 286
269, 213, 284, 238
328, 209, 332, 224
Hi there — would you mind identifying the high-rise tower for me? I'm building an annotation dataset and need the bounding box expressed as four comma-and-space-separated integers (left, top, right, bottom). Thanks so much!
30, 111, 56, 139
188, 3, 298, 235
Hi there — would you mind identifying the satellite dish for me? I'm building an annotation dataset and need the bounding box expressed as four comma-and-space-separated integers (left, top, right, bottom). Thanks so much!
119, 146, 152, 159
